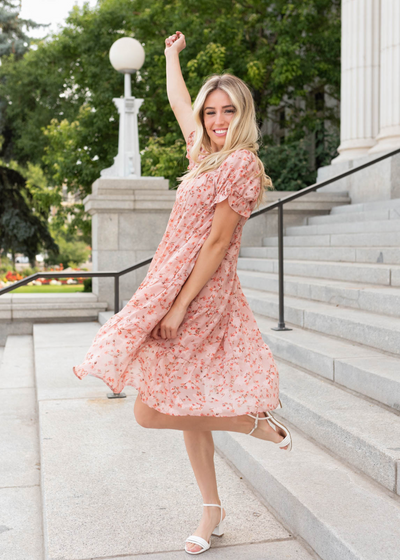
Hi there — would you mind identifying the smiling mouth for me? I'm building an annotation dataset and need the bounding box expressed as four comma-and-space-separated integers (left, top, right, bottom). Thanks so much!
213, 129, 228, 136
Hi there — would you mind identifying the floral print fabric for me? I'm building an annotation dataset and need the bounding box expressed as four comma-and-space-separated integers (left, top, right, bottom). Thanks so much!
73, 130, 280, 416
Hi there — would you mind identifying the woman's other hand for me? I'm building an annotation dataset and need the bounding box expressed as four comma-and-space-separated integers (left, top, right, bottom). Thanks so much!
150, 302, 187, 340
165, 31, 186, 56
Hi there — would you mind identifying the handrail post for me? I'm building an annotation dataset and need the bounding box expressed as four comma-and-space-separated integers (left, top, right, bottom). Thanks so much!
114, 274, 120, 314
272, 202, 292, 332
107, 273, 126, 399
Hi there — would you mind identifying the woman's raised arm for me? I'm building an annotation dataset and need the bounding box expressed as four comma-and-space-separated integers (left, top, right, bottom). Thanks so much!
165, 31, 196, 142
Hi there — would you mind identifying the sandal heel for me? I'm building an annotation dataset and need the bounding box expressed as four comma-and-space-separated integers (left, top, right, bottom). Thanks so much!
211, 519, 224, 537
265, 411, 292, 451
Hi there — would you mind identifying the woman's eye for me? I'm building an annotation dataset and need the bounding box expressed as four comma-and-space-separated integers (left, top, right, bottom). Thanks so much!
205, 110, 235, 115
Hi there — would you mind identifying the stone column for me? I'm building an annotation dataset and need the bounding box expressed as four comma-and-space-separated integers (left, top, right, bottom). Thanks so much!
369, 0, 400, 154
332, 0, 381, 162
84, 177, 176, 311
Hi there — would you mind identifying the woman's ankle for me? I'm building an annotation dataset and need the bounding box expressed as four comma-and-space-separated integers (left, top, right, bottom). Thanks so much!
236, 413, 254, 434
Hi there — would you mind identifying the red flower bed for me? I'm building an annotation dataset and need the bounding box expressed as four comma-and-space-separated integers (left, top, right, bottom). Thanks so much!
2, 263, 87, 286
5, 271, 23, 282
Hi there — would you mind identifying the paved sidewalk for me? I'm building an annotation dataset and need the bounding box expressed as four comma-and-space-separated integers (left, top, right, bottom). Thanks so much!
0, 323, 318, 560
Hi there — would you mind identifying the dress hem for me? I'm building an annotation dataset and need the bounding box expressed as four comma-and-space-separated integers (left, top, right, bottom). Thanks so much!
72, 366, 280, 417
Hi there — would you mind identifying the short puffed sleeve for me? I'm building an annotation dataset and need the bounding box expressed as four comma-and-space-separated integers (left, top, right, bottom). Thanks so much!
185, 130, 196, 170
213, 150, 261, 218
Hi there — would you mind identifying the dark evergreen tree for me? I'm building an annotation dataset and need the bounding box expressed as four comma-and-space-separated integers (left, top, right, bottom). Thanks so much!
0, 166, 58, 267
0, 0, 45, 59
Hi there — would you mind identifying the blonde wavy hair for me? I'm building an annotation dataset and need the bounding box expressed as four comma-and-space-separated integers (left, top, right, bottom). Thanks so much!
177, 73, 273, 209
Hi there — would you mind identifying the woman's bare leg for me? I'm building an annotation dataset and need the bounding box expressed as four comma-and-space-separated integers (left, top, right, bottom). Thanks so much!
133, 393, 289, 445
182, 430, 225, 552
133, 393, 289, 552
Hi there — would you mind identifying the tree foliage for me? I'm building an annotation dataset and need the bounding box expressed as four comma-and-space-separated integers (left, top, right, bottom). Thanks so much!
44, 224, 90, 269
0, 0, 341, 201
0, 0, 45, 58
0, 166, 58, 266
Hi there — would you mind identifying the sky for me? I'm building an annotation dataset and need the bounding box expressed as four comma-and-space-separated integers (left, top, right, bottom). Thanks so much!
19, 0, 98, 38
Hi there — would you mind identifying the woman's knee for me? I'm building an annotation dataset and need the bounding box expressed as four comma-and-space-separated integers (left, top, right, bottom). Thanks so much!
134, 394, 157, 428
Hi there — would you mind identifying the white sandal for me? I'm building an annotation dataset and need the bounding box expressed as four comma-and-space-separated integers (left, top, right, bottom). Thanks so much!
247, 400, 293, 451
184, 503, 225, 555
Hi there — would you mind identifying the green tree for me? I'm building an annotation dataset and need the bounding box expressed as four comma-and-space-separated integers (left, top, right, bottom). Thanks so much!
0, 1, 47, 161
140, 134, 189, 188
0, 0, 341, 200
0, 166, 58, 266
44, 224, 90, 269
0, 0, 44, 59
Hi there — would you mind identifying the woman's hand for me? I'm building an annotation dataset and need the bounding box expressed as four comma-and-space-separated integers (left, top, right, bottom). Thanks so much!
150, 302, 188, 340
164, 31, 186, 56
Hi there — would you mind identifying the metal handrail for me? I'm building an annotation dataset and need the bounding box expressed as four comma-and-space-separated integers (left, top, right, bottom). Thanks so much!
1, 146, 400, 328
0, 259, 153, 313
248, 146, 400, 329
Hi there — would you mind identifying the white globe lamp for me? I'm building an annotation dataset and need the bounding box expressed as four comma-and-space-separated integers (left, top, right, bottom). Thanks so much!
109, 37, 145, 97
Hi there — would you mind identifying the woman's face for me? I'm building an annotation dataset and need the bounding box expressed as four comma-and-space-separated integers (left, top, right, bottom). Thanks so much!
203, 89, 236, 152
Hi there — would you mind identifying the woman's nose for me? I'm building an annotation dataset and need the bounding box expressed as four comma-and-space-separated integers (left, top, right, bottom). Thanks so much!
214, 112, 226, 125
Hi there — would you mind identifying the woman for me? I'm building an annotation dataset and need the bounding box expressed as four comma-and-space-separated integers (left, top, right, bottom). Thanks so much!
73, 30, 292, 556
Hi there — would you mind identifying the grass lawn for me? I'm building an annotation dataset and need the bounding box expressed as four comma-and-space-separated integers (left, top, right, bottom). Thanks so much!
11, 285, 87, 293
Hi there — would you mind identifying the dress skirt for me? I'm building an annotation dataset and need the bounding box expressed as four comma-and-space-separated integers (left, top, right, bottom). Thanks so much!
73, 132, 280, 416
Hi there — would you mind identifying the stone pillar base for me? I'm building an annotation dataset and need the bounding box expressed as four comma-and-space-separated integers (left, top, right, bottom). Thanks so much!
368, 127, 400, 154
84, 177, 176, 311
331, 138, 378, 163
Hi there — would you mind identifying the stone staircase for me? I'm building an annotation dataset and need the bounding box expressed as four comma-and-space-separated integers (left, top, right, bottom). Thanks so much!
0, 325, 317, 560
213, 195, 400, 560
1, 196, 400, 560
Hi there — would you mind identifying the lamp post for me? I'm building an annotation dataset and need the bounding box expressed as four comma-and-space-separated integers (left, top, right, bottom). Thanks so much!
100, 37, 145, 179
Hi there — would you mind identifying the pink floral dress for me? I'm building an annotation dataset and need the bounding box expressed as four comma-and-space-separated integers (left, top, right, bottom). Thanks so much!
73, 131, 280, 416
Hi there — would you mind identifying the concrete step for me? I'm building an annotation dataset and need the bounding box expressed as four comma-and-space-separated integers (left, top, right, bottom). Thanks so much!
263, 190, 351, 214
0, 334, 35, 390
255, 314, 400, 412
98, 310, 114, 325
263, 231, 400, 248
32, 322, 311, 559
307, 207, 400, 225
237, 269, 400, 317
240, 245, 400, 264
285, 217, 400, 237
213, 424, 400, 560
331, 197, 400, 215
237, 256, 400, 287
1, 292, 108, 319
242, 287, 400, 355
0, 292, 109, 345
0, 335, 43, 560
275, 360, 400, 493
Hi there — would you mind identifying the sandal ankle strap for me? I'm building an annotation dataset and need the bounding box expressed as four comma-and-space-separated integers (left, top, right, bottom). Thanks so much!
203, 503, 223, 525
247, 412, 270, 435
